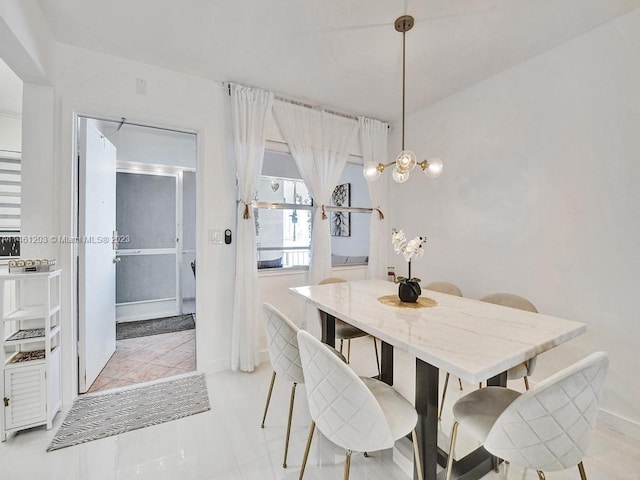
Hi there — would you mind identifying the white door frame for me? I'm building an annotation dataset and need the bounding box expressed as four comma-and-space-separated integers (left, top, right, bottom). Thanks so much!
73, 113, 198, 395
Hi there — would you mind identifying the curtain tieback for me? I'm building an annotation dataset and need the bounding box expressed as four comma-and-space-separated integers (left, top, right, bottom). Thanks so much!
321, 204, 327, 220
374, 207, 384, 220
241, 201, 252, 219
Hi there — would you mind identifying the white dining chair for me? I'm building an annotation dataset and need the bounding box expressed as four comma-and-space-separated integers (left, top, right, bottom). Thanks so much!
445, 351, 608, 480
423, 281, 465, 420
296, 329, 424, 480
261, 303, 305, 468
424, 281, 463, 297
480, 293, 539, 390
319, 277, 380, 376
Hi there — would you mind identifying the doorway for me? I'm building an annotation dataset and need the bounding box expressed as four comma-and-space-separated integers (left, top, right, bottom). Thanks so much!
76, 116, 197, 394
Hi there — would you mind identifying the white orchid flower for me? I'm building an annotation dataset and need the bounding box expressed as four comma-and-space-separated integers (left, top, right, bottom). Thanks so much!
392, 229, 427, 263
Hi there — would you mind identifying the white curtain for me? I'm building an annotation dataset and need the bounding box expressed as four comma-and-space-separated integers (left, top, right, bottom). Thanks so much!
359, 117, 389, 280
273, 101, 358, 333
230, 84, 274, 372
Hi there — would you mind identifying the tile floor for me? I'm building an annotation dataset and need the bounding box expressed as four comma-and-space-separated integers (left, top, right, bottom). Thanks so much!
1, 337, 638, 480
87, 329, 196, 393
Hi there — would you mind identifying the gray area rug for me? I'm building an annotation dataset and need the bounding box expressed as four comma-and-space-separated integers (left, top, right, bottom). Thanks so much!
47, 374, 210, 451
116, 313, 195, 340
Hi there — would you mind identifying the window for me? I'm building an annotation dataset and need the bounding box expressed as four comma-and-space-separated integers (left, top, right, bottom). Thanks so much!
255, 176, 313, 268
254, 150, 371, 270
0, 155, 21, 257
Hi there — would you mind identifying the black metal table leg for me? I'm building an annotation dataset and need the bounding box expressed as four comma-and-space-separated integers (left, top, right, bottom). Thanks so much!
380, 341, 394, 386
415, 358, 438, 480
486, 371, 507, 387
320, 311, 336, 348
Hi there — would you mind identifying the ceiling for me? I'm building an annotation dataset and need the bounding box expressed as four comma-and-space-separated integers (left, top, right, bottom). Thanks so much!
36, 0, 640, 120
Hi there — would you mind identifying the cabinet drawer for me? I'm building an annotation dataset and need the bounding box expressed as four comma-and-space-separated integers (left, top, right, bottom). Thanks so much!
3, 365, 47, 430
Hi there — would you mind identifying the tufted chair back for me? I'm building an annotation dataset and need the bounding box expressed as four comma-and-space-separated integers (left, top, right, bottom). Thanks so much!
480, 292, 538, 313
297, 330, 394, 452
481, 293, 539, 379
263, 303, 304, 384
424, 281, 463, 297
319, 277, 347, 285
484, 351, 609, 471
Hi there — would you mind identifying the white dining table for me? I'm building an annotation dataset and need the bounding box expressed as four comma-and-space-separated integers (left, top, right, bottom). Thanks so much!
290, 279, 586, 480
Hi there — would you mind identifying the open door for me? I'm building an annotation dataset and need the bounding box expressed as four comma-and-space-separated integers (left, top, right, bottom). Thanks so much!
78, 117, 117, 393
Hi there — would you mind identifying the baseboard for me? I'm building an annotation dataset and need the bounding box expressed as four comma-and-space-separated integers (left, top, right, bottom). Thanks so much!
259, 348, 269, 364
201, 358, 230, 374
598, 408, 640, 442
116, 299, 177, 322
199, 352, 267, 375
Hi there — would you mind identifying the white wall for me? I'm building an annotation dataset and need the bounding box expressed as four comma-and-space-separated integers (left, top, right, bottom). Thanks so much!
48, 43, 236, 402
106, 122, 197, 169
389, 9, 640, 436
0, 115, 20, 153
0, 0, 55, 83
0, 57, 22, 154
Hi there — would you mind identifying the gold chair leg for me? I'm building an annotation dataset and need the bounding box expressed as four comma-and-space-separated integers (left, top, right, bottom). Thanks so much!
458, 378, 463, 390
299, 421, 315, 480
439, 372, 450, 420
577, 461, 587, 480
261, 371, 276, 428
536, 471, 546, 480
444, 421, 459, 480
373, 337, 381, 377
347, 339, 351, 363
343, 450, 352, 480
524, 375, 530, 390
411, 429, 424, 480
283, 382, 297, 468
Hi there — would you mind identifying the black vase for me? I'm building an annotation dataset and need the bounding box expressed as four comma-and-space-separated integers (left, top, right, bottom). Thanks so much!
398, 281, 421, 303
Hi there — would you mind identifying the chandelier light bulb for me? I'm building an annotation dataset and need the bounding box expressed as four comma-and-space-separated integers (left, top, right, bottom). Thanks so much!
363, 161, 383, 181
395, 150, 417, 172
422, 157, 444, 178
392, 166, 410, 183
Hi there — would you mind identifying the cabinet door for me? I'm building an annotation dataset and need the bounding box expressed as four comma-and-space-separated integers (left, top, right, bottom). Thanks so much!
3, 366, 47, 430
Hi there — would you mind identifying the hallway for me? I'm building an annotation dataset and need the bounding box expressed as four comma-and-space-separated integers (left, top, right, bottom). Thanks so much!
87, 329, 196, 393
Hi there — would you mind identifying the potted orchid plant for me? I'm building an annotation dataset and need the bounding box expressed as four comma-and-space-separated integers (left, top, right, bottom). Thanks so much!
392, 228, 427, 302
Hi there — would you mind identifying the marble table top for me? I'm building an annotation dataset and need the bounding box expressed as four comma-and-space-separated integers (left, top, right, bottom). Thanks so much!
290, 279, 586, 383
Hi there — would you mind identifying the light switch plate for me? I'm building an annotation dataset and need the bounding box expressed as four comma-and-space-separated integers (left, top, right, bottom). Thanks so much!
208, 229, 223, 244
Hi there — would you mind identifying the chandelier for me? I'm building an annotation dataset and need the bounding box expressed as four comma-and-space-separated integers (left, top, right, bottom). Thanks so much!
363, 15, 443, 183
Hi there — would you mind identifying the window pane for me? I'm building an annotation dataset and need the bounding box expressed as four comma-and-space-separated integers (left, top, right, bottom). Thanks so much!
0, 156, 21, 257
116, 254, 176, 303
256, 207, 312, 268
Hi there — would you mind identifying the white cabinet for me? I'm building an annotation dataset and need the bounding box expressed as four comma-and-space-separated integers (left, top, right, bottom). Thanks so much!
1, 270, 62, 441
